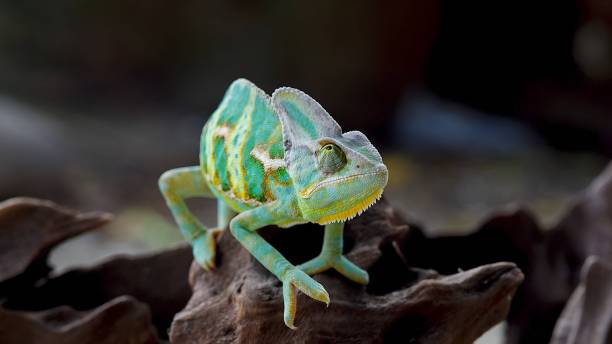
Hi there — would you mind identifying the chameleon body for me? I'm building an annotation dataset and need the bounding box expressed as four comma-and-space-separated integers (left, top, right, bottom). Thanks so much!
159, 79, 388, 328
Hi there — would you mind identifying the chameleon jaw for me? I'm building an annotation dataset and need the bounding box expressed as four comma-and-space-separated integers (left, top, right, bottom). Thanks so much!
317, 188, 384, 225
300, 171, 383, 199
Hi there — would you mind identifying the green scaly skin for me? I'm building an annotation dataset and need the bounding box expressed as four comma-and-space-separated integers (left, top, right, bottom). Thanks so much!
159, 79, 388, 329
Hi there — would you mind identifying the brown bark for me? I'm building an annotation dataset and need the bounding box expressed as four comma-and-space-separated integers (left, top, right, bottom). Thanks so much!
0, 197, 192, 343
170, 199, 524, 344
550, 257, 612, 344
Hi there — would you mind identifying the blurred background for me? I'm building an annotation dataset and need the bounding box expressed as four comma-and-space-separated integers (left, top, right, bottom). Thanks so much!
0, 1, 611, 341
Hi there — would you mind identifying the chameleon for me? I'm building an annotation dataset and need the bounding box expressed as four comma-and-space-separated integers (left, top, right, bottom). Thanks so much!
159, 78, 388, 329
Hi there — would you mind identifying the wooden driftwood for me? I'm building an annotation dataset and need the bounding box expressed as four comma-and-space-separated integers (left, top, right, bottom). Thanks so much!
171, 199, 524, 344
0, 197, 112, 297
550, 256, 612, 344
2, 159, 612, 343
0, 198, 192, 343
399, 162, 612, 344
0, 196, 525, 343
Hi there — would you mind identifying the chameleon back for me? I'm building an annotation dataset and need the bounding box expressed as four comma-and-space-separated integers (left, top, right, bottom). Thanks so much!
200, 79, 293, 212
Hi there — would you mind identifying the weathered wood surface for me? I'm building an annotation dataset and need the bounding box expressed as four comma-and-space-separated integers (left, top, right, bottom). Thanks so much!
0, 198, 192, 343
4, 161, 612, 343
0, 197, 112, 294
399, 162, 612, 343
171, 199, 524, 344
550, 257, 612, 344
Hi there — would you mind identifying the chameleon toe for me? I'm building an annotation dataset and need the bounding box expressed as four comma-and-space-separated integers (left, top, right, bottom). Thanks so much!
191, 231, 218, 270
282, 283, 298, 330
288, 269, 330, 305
302, 280, 330, 305
333, 256, 369, 285
297, 255, 328, 275
299, 253, 369, 286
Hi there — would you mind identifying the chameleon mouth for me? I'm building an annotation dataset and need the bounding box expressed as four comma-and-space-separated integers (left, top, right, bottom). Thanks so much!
317, 188, 384, 225
301, 170, 384, 199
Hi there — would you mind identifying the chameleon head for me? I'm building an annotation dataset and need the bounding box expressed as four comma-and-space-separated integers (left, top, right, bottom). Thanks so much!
272, 87, 388, 224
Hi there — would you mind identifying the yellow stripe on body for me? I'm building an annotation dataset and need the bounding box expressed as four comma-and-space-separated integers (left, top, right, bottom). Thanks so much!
205, 94, 231, 188
230, 87, 256, 200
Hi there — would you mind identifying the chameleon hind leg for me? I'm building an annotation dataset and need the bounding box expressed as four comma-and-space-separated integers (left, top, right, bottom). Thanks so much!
229, 203, 330, 329
298, 222, 369, 285
159, 166, 236, 270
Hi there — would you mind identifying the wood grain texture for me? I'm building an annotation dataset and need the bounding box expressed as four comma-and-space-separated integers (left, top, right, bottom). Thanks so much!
170, 199, 524, 343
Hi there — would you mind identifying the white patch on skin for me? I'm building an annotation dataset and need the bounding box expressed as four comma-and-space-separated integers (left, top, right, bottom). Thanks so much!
213, 125, 231, 139
250, 145, 286, 173
203, 174, 264, 207
224, 188, 263, 206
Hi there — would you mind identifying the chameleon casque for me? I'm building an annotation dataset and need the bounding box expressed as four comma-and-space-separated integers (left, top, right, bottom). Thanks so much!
159, 79, 388, 328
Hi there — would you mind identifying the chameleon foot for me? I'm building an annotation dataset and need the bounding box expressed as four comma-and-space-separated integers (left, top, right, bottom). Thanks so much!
282, 268, 330, 329
298, 254, 369, 285
191, 228, 222, 270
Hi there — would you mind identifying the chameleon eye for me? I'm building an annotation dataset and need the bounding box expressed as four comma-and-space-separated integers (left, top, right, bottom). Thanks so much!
318, 143, 347, 173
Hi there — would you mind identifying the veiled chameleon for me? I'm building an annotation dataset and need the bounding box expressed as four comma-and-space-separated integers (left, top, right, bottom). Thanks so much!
159, 79, 388, 328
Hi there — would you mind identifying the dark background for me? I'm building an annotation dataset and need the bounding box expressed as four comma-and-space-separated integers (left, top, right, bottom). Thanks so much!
1, 1, 611, 148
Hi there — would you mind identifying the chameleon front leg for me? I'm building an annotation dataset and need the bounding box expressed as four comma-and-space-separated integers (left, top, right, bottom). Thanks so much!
159, 166, 235, 270
229, 203, 329, 329
298, 222, 369, 285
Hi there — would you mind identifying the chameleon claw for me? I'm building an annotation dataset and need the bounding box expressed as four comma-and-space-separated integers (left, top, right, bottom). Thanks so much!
289, 269, 329, 305
281, 268, 330, 329
204, 259, 215, 270
210, 227, 224, 240
283, 283, 298, 330
320, 291, 331, 306
191, 231, 218, 270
